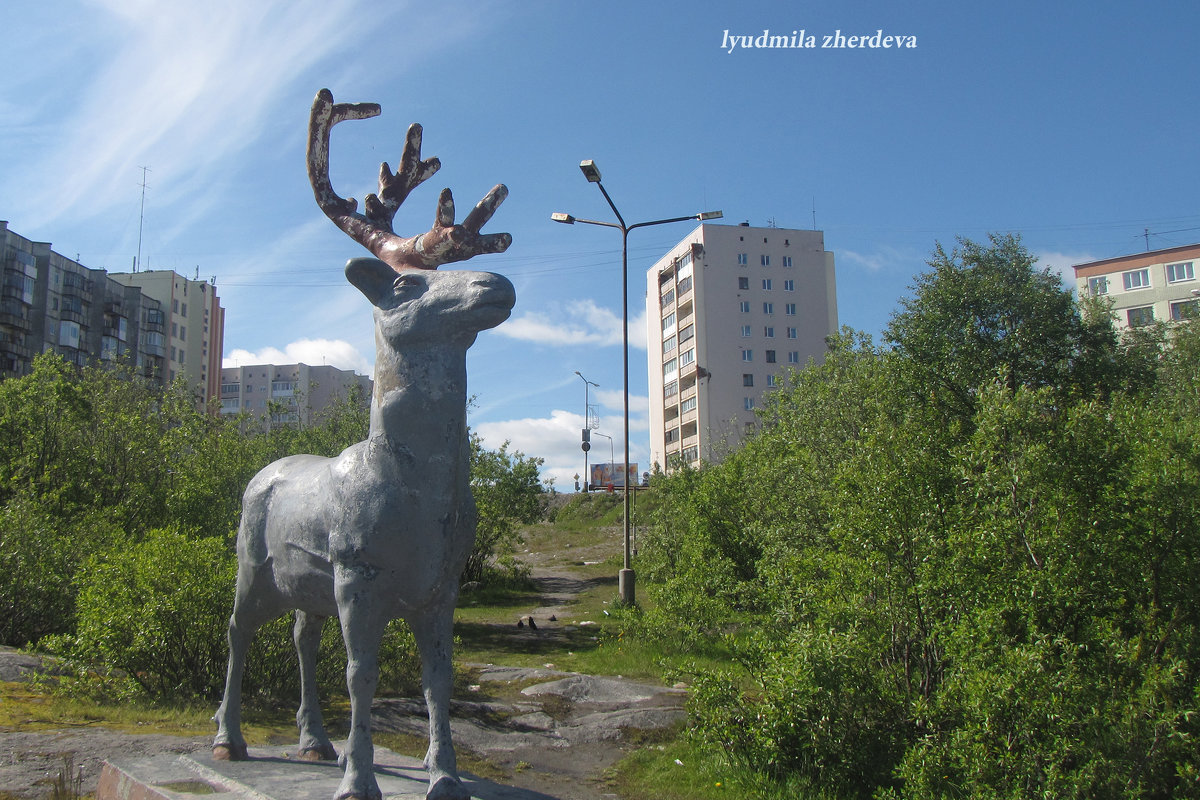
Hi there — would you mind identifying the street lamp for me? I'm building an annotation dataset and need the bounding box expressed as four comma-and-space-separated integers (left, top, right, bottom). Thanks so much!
554, 160, 722, 604
574, 371, 599, 492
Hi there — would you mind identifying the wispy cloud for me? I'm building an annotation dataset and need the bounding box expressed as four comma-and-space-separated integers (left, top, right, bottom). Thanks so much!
496, 300, 648, 350
224, 338, 371, 376
8, 0, 373, 231
839, 245, 915, 273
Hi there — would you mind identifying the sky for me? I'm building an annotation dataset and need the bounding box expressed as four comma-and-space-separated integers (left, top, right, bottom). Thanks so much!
3, 0, 1199, 490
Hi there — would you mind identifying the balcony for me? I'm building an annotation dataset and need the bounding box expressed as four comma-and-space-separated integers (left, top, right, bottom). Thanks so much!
143, 342, 165, 357
681, 406, 698, 425
59, 308, 85, 326
1, 341, 31, 360
0, 309, 32, 331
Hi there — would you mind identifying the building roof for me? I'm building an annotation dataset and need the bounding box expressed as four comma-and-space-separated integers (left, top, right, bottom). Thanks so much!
1072, 243, 1200, 278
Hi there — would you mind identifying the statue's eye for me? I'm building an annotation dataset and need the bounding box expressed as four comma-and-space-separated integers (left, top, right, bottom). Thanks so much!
393, 274, 422, 293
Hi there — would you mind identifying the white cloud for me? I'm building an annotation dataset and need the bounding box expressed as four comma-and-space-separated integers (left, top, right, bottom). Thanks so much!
474, 403, 651, 492
224, 338, 371, 376
1035, 250, 1096, 285
496, 300, 648, 350
839, 245, 916, 273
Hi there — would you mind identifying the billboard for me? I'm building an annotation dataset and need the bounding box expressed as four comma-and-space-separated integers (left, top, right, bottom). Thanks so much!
590, 462, 639, 489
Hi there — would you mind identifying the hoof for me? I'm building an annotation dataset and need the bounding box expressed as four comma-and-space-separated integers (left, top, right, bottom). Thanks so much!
297, 743, 339, 761
212, 742, 248, 761
427, 775, 470, 800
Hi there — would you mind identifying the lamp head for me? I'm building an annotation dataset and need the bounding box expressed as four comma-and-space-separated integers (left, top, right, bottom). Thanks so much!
551, 212, 576, 224
579, 160, 602, 183
698, 211, 724, 221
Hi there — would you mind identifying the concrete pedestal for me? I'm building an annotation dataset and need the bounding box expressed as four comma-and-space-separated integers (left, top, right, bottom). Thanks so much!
97, 744, 548, 800
618, 568, 635, 605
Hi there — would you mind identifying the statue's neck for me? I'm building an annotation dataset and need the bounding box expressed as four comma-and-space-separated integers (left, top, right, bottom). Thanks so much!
369, 341, 469, 445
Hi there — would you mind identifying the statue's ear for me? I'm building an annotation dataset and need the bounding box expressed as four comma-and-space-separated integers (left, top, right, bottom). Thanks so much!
345, 258, 396, 305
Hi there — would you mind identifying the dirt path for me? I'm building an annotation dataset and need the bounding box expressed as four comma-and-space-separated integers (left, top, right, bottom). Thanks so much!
0, 563, 683, 800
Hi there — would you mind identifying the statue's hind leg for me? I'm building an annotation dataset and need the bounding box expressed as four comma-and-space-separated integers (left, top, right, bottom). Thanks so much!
294, 610, 338, 761
213, 573, 275, 760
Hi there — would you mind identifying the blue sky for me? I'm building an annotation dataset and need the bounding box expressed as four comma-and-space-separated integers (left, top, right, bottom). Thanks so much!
3, 1, 1198, 488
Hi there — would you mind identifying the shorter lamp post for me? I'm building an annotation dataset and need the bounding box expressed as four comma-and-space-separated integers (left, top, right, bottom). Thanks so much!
574, 371, 598, 492
554, 160, 721, 604
593, 431, 615, 487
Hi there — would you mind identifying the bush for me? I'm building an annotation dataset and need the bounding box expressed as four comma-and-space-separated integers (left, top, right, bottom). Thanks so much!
53, 529, 421, 703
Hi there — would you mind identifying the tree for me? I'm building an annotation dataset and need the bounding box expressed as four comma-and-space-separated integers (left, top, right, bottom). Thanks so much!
463, 435, 547, 584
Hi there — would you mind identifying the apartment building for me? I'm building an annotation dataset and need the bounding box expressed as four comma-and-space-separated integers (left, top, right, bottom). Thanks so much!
1072, 243, 1200, 329
219, 362, 371, 431
646, 222, 837, 471
110, 269, 225, 405
1, 221, 166, 382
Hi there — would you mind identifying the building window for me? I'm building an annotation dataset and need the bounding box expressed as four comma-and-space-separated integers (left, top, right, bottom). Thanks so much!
741, 324, 752, 337
744, 397, 755, 411
679, 323, 695, 344
763, 302, 774, 314
737, 253, 748, 265
663, 357, 677, 377
1126, 306, 1155, 327
740, 301, 751, 313
785, 303, 796, 315
743, 373, 754, 387
787, 327, 797, 338
677, 276, 693, 294
681, 396, 697, 413
762, 278, 772, 290
221, 398, 240, 412
760, 255, 770, 266
764, 326, 775, 338
767, 374, 778, 388
1088, 276, 1109, 295
664, 381, 678, 398
782, 256, 793, 267
742, 350, 753, 362
784, 279, 795, 291
661, 288, 675, 307
1167, 261, 1195, 283
662, 312, 676, 331
663, 335, 677, 354
170, 346, 177, 361
738, 277, 750, 290
765, 350, 777, 364
665, 427, 679, 444
59, 320, 81, 349
788, 351, 800, 364
1123, 269, 1151, 290
679, 348, 695, 367
1171, 299, 1199, 320
179, 326, 186, 341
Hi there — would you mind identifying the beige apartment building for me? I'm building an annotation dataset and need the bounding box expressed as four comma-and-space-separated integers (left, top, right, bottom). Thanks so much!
646, 223, 837, 471
110, 269, 225, 405
219, 362, 371, 431
1072, 244, 1200, 329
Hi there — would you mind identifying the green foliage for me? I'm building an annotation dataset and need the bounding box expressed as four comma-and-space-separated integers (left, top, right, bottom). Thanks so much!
637, 237, 1200, 798
464, 434, 548, 584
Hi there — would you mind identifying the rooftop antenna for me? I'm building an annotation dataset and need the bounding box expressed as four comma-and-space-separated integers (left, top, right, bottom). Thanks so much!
812, 197, 817, 230
136, 166, 151, 272
1144, 227, 1150, 252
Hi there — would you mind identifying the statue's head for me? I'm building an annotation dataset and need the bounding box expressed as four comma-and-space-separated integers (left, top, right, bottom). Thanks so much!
346, 258, 514, 347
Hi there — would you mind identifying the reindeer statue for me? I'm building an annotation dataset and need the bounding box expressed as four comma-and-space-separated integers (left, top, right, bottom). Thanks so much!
211, 89, 514, 800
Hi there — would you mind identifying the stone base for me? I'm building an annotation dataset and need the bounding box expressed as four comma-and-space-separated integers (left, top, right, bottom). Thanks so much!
97, 744, 546, 800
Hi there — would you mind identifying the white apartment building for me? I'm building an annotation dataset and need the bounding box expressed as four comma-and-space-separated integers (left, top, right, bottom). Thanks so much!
219, 362, 371, 431
646, 223, 837, 471
110, 269, 225, 405
1072, 244, 1200, 329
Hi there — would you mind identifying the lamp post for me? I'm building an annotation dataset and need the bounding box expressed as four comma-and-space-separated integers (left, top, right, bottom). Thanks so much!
574, 371, 598, 492
593, 431, 615, 484
554, 160, 721, 604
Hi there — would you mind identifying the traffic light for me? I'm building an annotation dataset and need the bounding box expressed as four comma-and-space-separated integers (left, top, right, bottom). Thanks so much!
581, 428, 591, 452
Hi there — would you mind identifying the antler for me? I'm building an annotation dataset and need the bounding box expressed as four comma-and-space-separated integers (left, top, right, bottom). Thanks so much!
306, 88, 512, 271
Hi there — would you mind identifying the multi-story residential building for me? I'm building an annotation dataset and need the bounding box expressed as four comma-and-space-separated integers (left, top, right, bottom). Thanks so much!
646, 222, 837, 471
219, 362, 371, 431
1, 221, 224, 404
1, 220, 166, 381
110, 269, 225, 405
1072, 244, 1200, 330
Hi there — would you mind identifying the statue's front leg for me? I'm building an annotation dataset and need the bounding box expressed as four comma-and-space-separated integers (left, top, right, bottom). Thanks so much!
410, 606, 468, 800
335, 571, 387, 800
